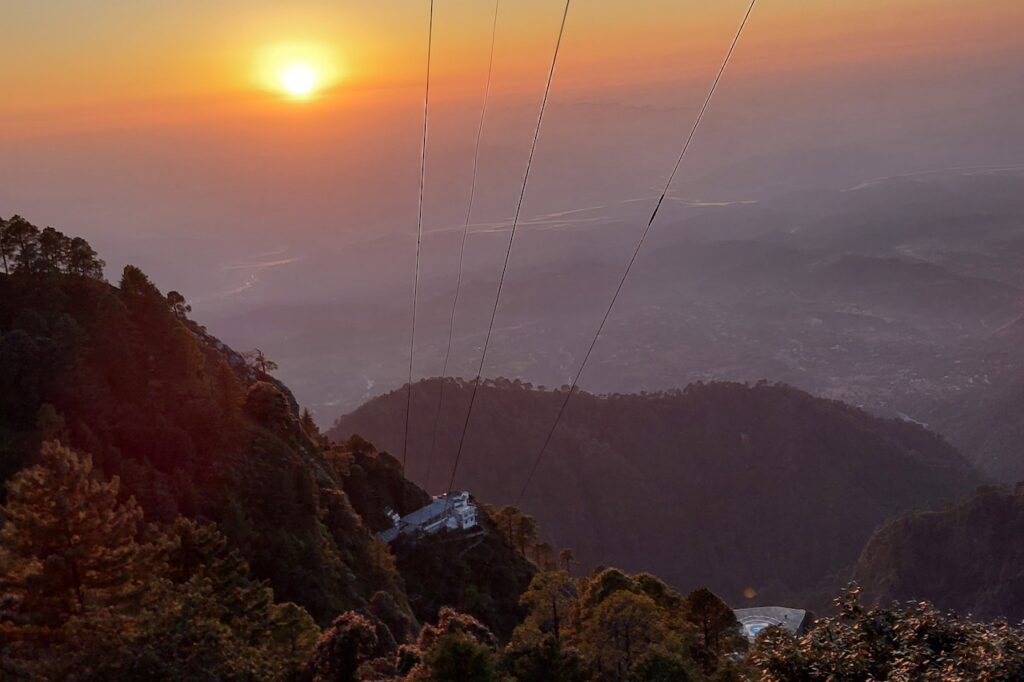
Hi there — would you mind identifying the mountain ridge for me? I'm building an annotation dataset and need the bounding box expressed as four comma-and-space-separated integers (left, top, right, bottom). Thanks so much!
332, 377, 980, 612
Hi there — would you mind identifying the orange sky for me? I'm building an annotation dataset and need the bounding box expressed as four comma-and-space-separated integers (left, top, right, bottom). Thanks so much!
2, 0, 1020, 137
2, 0, 1022, 266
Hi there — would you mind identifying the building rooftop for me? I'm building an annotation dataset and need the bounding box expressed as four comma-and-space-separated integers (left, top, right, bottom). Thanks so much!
377, 491, 474, 544
734, 606, 811, 641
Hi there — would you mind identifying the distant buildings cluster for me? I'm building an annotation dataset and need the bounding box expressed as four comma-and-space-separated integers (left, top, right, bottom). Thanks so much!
378, 491, 478, 544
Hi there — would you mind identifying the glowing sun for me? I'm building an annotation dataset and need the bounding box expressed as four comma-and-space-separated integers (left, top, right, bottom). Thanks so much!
255, 42, 343, 102
278, 62, 320, 98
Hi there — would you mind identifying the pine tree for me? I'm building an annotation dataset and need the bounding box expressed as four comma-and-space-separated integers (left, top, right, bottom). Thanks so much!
516, 571, 576, 644
165, 290, 192, 319
3, 216, 40, 273
0, 442, 159, 623
0, 444, 319, 679
167, 517, 275, 642
0, 216, 10, 274
516, 514, 539, 557
266, 602, 320, 676
559, 548, 576, 573
38, 227, 69, 273
67, 236, 104, 279
309, 611, 383, 682
683, 588, 745, 676
502, 634, 589, 682
578, 590, 669, 679
420, 634, 497, 682
0, 441, 164, 675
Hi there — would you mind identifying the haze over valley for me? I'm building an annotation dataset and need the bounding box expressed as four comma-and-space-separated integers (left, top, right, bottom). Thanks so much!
4, 1, 1024, 679
199, 169, 1024, 480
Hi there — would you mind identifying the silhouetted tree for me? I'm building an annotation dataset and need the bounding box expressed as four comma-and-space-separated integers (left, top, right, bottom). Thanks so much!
532, 542, 555, 571
501, 635, 588, 682
243, 347, 278, 376
564, 569, 703, 682
4, 216, 40, 274
166, 290, 192, 319
38, 227, 67, 271
267, 602, 320, 671
420, 634, 497, 681
560, 548, 576, 574
578, 590, 671, 681
517, 571, 576, 643
516, 514, 539, 557
405, 608, 499, 681
683, 588, 745, 675
0, 217, 102, 278
308, 611, 382, 682
0, 216, 10, 273
67, 236, 104, 278
493, 505, 519, 546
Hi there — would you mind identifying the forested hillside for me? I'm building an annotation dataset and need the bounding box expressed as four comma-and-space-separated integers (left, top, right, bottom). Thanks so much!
0, 226, 406, 622
3, 216, 1019, 681
333, 378, 980, 610
855, 483, 1024, 622
0, 217, 536, 632
0, 216, 554, 677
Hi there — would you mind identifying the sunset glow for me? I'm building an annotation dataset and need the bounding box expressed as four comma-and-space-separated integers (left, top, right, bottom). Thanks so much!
278, 63, 320, 98
256, 42, 342, 101
3, 4, 1024, 675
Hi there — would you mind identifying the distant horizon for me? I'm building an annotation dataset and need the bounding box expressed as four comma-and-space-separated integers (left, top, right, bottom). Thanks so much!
3, 0, 1024, 431
3, 1, 1021, 252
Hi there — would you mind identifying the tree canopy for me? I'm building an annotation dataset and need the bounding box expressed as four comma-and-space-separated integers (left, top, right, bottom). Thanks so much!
0, 441, 318, 680
0, 215, 104, 278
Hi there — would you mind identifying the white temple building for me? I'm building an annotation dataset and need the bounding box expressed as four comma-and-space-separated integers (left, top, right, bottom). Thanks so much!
378, 491, 478, 544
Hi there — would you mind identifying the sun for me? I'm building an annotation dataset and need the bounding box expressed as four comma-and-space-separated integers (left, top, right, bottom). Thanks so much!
255, 42, 343, 102
278, 62, 320, 98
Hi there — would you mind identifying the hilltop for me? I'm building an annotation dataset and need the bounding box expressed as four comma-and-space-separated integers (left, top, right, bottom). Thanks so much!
333, 378, 980, 610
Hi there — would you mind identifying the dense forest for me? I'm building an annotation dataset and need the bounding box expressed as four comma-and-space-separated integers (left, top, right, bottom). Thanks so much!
0, 217, 414, 624
332, 377, 979, 610
4, 216, 1024, 680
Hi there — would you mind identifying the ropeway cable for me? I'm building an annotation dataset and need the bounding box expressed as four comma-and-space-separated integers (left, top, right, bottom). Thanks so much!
515, 0, 759, 506
401, 0, 434, 471
423, 0, 502, 493
445, 0, 573, 496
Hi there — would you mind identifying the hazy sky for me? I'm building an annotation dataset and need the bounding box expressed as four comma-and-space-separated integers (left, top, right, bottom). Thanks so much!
1, 0, 1022, 301
3, 1, 1020, 115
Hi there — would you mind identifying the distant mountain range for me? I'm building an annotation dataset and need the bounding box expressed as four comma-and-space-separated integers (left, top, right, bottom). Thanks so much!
332, 378, 980, 612
214, 172, 1024, 481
